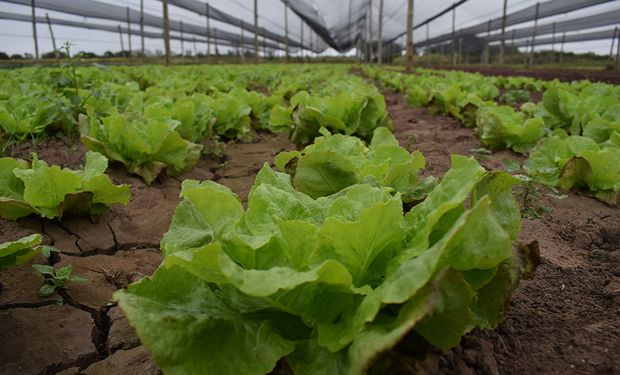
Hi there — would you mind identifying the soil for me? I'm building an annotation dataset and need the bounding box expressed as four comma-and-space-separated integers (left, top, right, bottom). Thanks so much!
1, 91, 619, 374
422, 65, 620, 85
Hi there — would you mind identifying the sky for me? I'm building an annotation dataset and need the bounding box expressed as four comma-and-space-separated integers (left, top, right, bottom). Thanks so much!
0, 0, 619, 57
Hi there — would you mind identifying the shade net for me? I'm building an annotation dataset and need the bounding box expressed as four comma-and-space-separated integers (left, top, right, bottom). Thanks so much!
1, 0, 619, 54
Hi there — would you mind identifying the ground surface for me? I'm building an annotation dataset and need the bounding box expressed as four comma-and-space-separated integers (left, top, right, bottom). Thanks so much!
426, 65, 620, 85
1, 91, 619, 375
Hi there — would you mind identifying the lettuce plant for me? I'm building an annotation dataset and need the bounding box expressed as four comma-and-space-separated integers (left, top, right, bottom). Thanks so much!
79, 112, 202, 184
0, 151, 130, 219
524, 136, 620, 204
0, 234, 42, 271
275, 127, 435, 202
115, 155, 536, 375
476, 105, 545, 153
272, 85, 393, 145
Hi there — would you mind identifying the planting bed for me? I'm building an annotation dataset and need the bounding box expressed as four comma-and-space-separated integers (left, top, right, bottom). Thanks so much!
1, 84, 618, 374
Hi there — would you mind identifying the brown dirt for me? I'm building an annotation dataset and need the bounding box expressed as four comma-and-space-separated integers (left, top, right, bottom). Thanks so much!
0, 131, 295, 374
384, 90, 620, 375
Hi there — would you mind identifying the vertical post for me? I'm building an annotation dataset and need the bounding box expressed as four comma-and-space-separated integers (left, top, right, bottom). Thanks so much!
510, 29, 515, 64
529, 2, 540, 66
499, 0, 507, 64
451, 7, 456, 67
140, 0, 145, 56
405, 0, 413, 72
425, 23, 430, 66
118, 25, 125, 53
559, 32, 565, 66
377, 0, 384, 64
609, 27, 617, 61
180, 21, 185, 57
162, 0, 171, 65
126, 6, 132, 57
616, 30, 620, 70
284, 0, 289, 59
368, 0, 373, 62
45, 13, 57, 57
300, 22, 304, 58
550, 22, 556, 64
254, 0, 259, 61
484, 20, 491, 64
31, 0, 39, 59
458, 36, 462, 65
193, 37, 197, 58
263, 33, 267, 58
206, 3, 211, 58
240, 21, 245, 60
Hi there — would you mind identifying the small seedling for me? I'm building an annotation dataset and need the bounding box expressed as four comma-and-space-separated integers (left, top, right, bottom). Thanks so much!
502, 158, 563, 219
32, 264, 87, 297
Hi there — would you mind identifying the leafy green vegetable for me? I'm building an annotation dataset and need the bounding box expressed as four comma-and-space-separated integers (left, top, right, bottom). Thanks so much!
476, 105, 545, 153
524, 136, 620, 204
0, 234, 42, 271
276, 127, 434, 202
0, 151, 130, 219
79, 112, 202, 184
116, 155, 535, 375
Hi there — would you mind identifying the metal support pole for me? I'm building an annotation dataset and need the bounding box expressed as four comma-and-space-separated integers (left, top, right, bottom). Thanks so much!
499, 0, 507, 64
529, 2, 540, 66
510, 29, 515, 64
180, 21, 185, 56
193, 37, 197, 57
616, 30, 620, 70
425, 23, 430, 66
45, 13, 56, 57
284, 0, 289, 59
254, 0, 259, 61
368, 0, 373, 62
31, 0, 38, 59
451, 7, 456, 67
484, 20, 491, 64
240, 21, 245, 59
458, 36, 463, 65
550, 22, 556, 64
378, 0, 384, 65
118, 24, 125, 53
126, 6, 132, 57
162, 0, 171, 65
140, 0, 145, 56
609, 27, 617, 61
206, 3, 211, 58
559, 32, 565, 66
405, 0, 414, 72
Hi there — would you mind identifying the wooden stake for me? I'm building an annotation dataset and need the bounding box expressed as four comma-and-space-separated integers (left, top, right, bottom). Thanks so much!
300, 22, 304, 58
162, 0, 171, 65
31, 0, 38, 59
499, 0, 507, 64
609, 27, 617, 61
484, 20, 491, 64
405, 0, 414, 72
550, 22, 556, 64
45, 13, 56, 58
368, 0, 373, 62
378, 0, 384, 64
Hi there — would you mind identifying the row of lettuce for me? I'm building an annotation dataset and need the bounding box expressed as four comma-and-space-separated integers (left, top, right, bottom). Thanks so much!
364, 66, 620, 204
1, 64, 391, 184
1, 124, 538, 374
